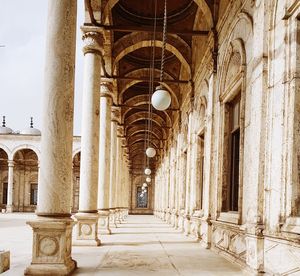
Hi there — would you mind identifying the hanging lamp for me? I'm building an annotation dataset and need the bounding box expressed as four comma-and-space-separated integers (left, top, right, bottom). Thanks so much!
151, 0, 171, 111
145, 168, 151, 175
146, 147, 156, 158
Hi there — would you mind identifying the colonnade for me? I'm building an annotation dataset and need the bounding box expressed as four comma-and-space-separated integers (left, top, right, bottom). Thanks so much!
24, 1, 130, 274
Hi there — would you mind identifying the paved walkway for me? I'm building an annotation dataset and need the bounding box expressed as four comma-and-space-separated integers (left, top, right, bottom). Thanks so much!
0, 214, 244, 275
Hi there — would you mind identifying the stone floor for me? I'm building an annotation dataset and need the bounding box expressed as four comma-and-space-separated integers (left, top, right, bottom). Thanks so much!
0, 213, 245, 275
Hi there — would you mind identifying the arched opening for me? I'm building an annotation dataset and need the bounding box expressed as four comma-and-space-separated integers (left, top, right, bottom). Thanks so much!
0, 148, 8, 210
72, 151, 81, 213
13, 149, 39, 212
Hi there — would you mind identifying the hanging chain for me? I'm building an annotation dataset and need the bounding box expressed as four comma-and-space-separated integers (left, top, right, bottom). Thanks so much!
145, 0, 158, 169
160, 0, 167, 82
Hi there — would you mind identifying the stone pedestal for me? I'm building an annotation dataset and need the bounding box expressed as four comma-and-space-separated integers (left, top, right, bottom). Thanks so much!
25, 218, 76, 275
200, 216, 212, 249
190, 216, 201, 240
178, 211, 185, 231
98, 210, 111, 234
0, 250, 10, 273
114, 208, 121, 224
174, 213, 179, 229
109, 209, 117, 228
165, 209, 171, 224
6, 205, 13, 213
245, 224, 264, 274
184, 215, 191, 236
73, 213, 100, 246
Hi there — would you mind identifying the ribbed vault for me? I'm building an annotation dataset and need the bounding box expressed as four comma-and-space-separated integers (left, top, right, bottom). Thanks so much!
84, 0, 222, 176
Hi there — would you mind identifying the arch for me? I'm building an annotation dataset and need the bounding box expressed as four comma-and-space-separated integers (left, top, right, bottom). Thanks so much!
103, 0, 213, 29
219, 38, 246, 95
0, 144, 10, 158
128, 132, 161, 143
11, 145, 40, 161
113, 40, 191, 76
119, 68, 180, 108
125, 112, 168, 128
128, 139, 159, 150
72, 148, 81, 159
125, 120, 167, 138
122, 101, 173, 128
126, 128, 163, 141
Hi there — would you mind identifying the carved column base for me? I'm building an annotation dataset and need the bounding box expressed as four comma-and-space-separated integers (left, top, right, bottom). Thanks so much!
190, 217, 201, 240
199, 217, 212, 249
119, 209, 125, 221
24, 217, 76, 275
165, 209, 171, 224
73, 212, 100, 246
114, 208, 121, 224
98, 210, 111, 235
109, 209, 117, 228
6, 205, 13, 213
178, 212, 185, 232
245, 233, 264, 273
184, 216, 191, 236
174, 213, 179, 229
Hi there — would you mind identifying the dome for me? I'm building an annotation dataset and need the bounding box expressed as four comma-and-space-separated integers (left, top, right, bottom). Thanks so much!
20, 127, 41, 135
0, 126, 13, 134
0, 116, 13, 134
20, 117, 41, 136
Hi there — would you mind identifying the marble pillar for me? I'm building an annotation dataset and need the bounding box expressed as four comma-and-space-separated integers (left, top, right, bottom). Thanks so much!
6, 160, 14, 213
73, 29, 103, 246
25, 1, 77, 274
98, 82, 112, 234
109, 107, 120, 228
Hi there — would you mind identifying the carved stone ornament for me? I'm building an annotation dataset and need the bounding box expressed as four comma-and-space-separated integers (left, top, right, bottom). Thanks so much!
82, 31, 104, 55
100, 81, 114, 98
39, 236, 59, 256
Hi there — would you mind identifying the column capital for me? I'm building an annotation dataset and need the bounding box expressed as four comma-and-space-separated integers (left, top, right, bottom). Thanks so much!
7, 160, 14, 167
117, 125, 124, 137
111, 106, 121, 123
81, 28, 104, 55
100, 80, 113, 99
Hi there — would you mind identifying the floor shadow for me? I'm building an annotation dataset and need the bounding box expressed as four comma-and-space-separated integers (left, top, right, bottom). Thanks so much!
102, 240, 198, 246
116, 225, 172, 229
110, 231, 178, 235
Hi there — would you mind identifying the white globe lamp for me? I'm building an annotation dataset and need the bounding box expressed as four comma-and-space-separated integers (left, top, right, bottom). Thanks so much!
146, 177, 151, 183
144, 168, 151, 175
146, 147, 156, 158
142, 183, 147, 188
151, 86, 171, 111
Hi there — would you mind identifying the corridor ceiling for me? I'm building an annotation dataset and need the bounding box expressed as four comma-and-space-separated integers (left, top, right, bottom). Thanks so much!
84, 0, 221, 176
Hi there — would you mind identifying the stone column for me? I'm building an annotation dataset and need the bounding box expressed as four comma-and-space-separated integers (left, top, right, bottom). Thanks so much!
73, 29, 103, 246
114, 129, 122, 223
6, 160, 14, 213
98, 82, 113, 234
109, 107, 120, 228
25, 1, 77, 275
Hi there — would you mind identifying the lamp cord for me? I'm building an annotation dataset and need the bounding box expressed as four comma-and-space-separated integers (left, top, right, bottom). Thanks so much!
160, 0, 167, 82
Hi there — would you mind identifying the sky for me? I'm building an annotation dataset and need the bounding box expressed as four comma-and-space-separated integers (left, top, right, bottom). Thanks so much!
0, 0, 85, 135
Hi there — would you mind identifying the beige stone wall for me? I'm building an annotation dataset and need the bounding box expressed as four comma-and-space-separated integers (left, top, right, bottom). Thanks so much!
154, 0, 300, 274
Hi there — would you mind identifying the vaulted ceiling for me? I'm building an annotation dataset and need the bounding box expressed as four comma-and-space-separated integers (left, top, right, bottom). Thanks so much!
84, 0, 224, 176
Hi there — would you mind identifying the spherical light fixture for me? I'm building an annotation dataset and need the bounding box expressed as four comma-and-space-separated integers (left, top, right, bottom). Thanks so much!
146, 177, 151, 183
144, 168, 151, 175
151, 86, 171, 111
142, 183, 147, 188
146, 147, 156, 158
